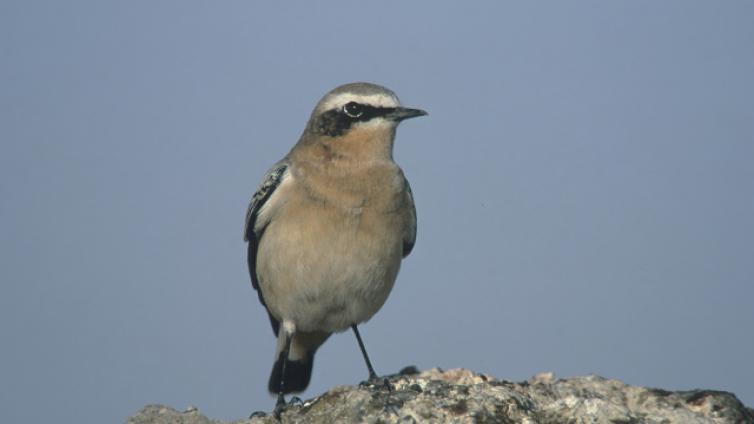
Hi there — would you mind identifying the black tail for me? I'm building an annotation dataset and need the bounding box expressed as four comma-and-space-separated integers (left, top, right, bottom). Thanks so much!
268, 350, 315, 394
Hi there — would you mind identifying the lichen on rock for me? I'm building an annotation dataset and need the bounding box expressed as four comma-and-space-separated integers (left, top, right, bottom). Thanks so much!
127, 368, 754, 424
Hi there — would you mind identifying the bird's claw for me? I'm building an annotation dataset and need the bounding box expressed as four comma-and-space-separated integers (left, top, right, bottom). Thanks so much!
273, 405, 284, 420
288, 396, 303, 406
360, 376, 393, 392
270, 395, 304, 419
249, 410, 267, 419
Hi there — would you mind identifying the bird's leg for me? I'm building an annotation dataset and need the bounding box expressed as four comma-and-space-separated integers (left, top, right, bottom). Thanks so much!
351, 324, 392, 391
351, 324, 377, 380
273, 331, 293, 418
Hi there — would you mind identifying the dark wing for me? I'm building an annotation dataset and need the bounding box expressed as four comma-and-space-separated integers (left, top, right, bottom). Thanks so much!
244, 161, 289, 336
402, 177, 417, 258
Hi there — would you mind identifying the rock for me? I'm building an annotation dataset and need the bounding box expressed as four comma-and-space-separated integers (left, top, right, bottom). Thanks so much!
126, 368, 754, 423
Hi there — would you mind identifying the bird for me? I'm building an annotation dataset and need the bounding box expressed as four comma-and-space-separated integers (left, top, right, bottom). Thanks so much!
243, 82, 426, 413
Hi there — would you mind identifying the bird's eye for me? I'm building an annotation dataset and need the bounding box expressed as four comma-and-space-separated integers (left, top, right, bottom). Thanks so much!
343, 102, 364, 118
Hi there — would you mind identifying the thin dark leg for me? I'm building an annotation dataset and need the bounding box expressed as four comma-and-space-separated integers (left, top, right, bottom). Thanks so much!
274, 332, 293, 415
351, 324, 378, 380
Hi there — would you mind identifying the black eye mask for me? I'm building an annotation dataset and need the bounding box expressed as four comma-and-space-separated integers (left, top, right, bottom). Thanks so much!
314, 103, 397, 137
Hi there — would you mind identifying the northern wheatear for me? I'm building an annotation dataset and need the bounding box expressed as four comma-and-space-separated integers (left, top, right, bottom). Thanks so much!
244, 82, 426, 413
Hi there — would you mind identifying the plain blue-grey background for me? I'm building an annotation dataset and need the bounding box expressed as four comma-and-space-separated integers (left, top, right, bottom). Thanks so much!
2, 1, 753, 423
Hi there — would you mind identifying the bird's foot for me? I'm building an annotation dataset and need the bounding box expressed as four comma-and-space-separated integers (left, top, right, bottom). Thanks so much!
272, 402, 285, 420
268, 394, 304, 419
272, 394, 287, 419
249, 410, 267, 419
360, 375, 393, 392
272, 406, 283, 420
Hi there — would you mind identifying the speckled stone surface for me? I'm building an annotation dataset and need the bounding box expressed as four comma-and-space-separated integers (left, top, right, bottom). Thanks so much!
126, 368, 754, 424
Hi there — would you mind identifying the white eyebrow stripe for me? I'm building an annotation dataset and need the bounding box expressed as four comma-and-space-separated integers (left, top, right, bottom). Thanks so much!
319, 93, 400, 111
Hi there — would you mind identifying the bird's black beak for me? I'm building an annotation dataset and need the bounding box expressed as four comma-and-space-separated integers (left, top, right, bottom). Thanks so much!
387, 107, 428, 122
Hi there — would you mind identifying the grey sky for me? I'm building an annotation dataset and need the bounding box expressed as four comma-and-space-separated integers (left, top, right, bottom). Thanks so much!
2, 1, 753, 423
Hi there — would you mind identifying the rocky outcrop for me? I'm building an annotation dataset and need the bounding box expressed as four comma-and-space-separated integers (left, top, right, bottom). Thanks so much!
127, 368, 754, 423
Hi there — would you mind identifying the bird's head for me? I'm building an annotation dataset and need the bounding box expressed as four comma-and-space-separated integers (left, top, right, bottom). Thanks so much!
298, 82, 427, 163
